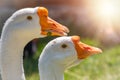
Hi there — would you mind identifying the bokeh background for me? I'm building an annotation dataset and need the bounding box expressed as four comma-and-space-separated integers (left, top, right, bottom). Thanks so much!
0, 0, 120, 80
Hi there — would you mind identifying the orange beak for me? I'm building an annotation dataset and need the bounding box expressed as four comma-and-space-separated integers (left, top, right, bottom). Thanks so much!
37, 7, 69, 36
71, 36, 102, 59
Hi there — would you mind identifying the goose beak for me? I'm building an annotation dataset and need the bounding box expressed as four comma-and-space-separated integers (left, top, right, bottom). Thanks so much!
37, 7, 69, 36
71, 36, 102, 59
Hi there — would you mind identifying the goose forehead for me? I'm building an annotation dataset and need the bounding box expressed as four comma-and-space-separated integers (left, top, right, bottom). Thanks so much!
54, 37, 71, 43
12, 7, 38, 18
48, 37, 73, 47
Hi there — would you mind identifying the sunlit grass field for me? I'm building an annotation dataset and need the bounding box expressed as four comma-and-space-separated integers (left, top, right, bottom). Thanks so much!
24, 37, 120, 80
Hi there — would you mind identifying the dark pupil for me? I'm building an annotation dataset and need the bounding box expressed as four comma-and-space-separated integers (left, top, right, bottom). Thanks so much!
27, 16, 32, 20
61, 44, 67, 48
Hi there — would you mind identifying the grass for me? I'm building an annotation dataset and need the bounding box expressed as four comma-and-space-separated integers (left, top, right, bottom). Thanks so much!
65, 46, 120, 80
24, 37, 120, 80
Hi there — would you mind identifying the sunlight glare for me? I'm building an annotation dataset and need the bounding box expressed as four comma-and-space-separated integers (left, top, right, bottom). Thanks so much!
97, 2, 117, 18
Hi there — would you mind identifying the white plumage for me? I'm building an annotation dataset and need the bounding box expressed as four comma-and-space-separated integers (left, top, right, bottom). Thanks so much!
39, 36, 102, 80
0, 7, 69, 80
0, 6, 101, 80
0, 40, 1, 80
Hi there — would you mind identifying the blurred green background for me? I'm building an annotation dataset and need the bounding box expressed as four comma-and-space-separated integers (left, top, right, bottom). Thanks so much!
24, 37, 120, 80
0, 0, 120, 80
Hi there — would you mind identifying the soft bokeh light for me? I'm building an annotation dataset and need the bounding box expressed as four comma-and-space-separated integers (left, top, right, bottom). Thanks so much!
99, 3, 116, 17
91, 0, 120, 45
96, 1, 118, 19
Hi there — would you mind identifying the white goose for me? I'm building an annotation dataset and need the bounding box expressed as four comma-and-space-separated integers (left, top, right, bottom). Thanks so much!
39, 36, 102, 80
0, 7, 69, 80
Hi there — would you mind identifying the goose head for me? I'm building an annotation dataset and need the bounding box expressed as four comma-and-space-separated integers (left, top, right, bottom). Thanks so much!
39, 36, 102, 70
2, 7, 69, 40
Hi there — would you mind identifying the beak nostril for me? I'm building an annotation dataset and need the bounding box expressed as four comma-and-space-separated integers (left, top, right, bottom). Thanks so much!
52, 24, 56, 26
44, 15, 47, 17
83, 47, 92, 51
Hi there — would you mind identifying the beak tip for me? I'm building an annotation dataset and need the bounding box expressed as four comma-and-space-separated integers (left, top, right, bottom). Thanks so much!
95, 48, 103, 54
63, 26, 69, 33
99, 49, 103, 53
66, 29, 70, 33
64, 33, 68, 36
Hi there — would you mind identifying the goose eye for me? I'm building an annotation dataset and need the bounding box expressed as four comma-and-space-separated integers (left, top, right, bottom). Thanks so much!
61, 44, 67, 49
27, 16, 32, 20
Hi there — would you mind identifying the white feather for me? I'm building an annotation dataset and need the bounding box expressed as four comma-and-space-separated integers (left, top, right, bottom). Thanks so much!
0, 39, 1, 80
38, 36, 80, 80
0, 7, 41, 80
